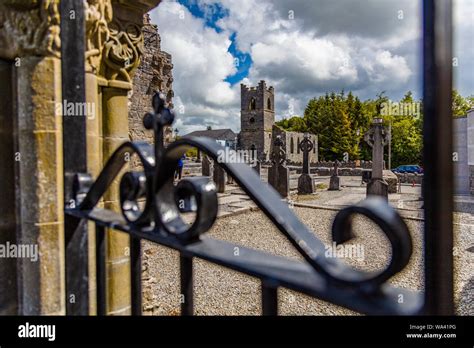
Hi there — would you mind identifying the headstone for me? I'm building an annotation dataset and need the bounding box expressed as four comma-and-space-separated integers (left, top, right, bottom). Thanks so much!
328, 160, 340, 191
202, 155, 213, 176
297, 134, 314, 194
383, 169, 398, 193
213, 163, 226, 193
364, 118, 389, 199
268, 135, 289, 198
227, 172, 234, 184
254, 151, 266, 176
196, 149, 201, 162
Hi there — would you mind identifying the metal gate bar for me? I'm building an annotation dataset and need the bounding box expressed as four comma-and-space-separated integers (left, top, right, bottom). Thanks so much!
422, 0, 454, 315
60, 0, 89, 315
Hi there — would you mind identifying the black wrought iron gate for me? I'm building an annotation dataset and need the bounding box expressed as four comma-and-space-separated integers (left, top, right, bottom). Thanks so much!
61, 0, 454, 316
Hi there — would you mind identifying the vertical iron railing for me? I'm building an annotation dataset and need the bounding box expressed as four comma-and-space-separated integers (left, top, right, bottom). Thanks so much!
61, 0, 89, 315
422, 0, 454, 315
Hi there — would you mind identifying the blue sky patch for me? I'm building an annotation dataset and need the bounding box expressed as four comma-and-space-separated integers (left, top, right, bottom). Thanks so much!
178, 0, 228, 33
178, 0, 252, 85
225, 33, 253, 85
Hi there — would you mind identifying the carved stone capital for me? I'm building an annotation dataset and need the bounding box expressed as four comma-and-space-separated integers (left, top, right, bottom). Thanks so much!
98, 0, 161, 89
0, 0, 61, 60
85, 0, 113, 74
101, 18, 143, 87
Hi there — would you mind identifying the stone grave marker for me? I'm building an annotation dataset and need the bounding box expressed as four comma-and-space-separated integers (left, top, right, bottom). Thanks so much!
268, 135, 289, 198
328, 160, 341, 191
364, 118, 389, 199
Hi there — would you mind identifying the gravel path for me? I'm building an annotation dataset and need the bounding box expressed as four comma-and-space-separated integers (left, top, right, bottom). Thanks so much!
142, 207, 473, 315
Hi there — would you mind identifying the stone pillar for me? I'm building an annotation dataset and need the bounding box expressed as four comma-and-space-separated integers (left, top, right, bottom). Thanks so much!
0, 0, 165, 316
297, 134, 314, 194
95, 0, 163, 316
364, 118, 389, 199
254, 160, 261, 176
268, 136, 289, 198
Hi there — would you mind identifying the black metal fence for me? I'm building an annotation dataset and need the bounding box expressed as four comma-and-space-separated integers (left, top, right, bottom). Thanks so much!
62, 0, 454, 316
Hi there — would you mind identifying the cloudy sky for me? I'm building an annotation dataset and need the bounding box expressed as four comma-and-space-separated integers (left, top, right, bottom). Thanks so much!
149, 0, 474, 135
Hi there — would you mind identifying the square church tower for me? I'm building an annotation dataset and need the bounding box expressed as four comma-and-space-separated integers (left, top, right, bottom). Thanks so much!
240, 80, 275, 160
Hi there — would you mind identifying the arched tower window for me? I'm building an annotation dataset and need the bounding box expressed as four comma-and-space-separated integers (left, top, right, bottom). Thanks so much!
267, 97, 271, 110
249, 97, 256, 110
297, 138, 300, 154
290, 137, 294, 154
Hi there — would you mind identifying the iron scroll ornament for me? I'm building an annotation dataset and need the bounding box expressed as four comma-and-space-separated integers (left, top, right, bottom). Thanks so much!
73, 92, 415, 297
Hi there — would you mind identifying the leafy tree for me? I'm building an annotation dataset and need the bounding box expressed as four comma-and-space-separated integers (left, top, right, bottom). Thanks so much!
277, 89, 473, 167
275, 116, 306, 132
390, 116, 422, 167
302, 91, 355, 161
452, 89, 472, 117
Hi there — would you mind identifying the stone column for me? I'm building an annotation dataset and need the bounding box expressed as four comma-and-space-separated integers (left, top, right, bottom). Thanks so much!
0, 0, 165, 316
365, 118, 389, 199
97, 0, 163, 315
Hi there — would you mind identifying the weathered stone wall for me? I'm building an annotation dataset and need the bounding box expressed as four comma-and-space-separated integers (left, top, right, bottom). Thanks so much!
396, 173, 423, 184
315, 160, 373, 169
130, 14, 173, 144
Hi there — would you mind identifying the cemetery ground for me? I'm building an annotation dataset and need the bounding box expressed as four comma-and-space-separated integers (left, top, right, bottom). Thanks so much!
141, 162, 474, 315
